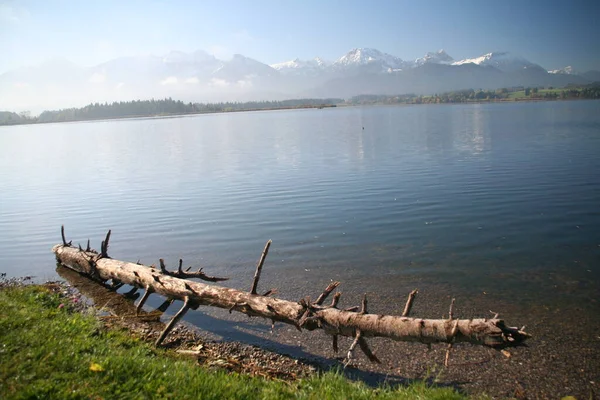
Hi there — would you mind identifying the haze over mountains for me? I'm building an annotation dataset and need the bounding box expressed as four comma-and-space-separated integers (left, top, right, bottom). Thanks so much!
1, 47, 598, 113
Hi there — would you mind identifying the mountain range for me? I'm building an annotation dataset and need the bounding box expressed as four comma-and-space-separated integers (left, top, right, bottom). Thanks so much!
1, 48, 598, 113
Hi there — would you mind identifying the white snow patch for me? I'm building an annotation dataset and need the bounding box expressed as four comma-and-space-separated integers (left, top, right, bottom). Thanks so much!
333, 48, 405, 70
452, 52, 539, 72
414, 50, 454, 66
548, 66, 575, 74
270, 57, 329, 75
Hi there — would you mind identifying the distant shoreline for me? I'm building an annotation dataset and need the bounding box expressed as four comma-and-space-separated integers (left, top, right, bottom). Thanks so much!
2, 91, 598, 127
0, 103, 338, 127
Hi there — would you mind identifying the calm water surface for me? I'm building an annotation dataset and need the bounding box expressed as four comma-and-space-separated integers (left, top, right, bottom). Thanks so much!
1, 102, 599, 309
2, 101, 600, 395
2, 102, 599, 286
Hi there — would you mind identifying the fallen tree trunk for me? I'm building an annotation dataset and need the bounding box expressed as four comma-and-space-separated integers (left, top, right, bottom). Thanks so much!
53, 227, 529, 365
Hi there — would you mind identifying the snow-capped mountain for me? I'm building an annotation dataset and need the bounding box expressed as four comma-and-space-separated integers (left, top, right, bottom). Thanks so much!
548, 66, 576, 75
270, 57, 330, 76
0, 47, 595, 113
451, 52, 543, 72
414, 50, 454, 66
332, 48, 406, 72
213, 54, 277, 80
313, 57, 328, 68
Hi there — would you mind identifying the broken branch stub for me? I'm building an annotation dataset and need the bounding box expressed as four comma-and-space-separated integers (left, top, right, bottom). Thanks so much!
61, 225, 71, 247
52, 228, 530, 363
159, 258, 228, 282
250, 240, 272, 294
155, 297, 196, 346
402, 289, 418, 317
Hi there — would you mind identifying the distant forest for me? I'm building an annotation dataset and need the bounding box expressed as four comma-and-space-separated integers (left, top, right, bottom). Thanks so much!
0, 98, 341, 125
2, 84, 599, 126
348, 83, 600, 105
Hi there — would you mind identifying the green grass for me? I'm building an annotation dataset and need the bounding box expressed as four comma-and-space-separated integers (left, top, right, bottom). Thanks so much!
507, 91, 528, 99
0, 285, 467, 399
507, 88, 576, 99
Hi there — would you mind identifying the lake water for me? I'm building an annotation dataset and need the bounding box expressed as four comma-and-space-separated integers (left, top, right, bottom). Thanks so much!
2, 101, 599, 284
1, 101, 600, 395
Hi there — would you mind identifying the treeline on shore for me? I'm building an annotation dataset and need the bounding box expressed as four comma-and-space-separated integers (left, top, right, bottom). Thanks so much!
2, 83, 599, 126
0, 98, 341, 126
348, 83, 600, 105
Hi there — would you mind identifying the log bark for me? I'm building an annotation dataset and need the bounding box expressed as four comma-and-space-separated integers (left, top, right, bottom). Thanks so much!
52, 229, 530, 363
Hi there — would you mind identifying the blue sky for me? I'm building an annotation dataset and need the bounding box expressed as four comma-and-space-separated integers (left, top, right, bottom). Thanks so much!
1, 0, 599, 73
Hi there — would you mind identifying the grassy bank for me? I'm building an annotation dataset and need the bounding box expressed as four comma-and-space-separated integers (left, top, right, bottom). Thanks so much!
0, 284, 466, 399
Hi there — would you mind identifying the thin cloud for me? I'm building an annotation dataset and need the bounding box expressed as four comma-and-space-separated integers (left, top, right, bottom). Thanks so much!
236, 79, 253, 88
89, 72, 106, 84
209, 78, 229, 87
160, 76, 178, 85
